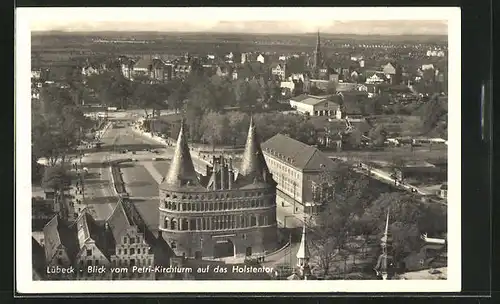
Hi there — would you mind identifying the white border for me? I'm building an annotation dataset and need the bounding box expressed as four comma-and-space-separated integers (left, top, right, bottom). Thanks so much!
15, 7, 461, 294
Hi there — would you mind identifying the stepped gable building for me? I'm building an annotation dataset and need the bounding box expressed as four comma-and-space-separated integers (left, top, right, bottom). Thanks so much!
158, 118, 279, 260
41, 199, 174, 280
105, 199, 174, 280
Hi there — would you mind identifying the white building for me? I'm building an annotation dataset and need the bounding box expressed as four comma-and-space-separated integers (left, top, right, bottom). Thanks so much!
261, 134, 338, 215
31, 70, 41, 79
421, 64, 435, 71
280, 81, 296, 91
271, 64, 286, 80
241, 53, 248, 64
366, 72, 387, 84
289, 94, 341, 118
257, 54, 265, 64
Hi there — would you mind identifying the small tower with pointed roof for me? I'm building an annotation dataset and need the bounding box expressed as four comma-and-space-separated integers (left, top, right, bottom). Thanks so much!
237, 116, 274, 184
296, 218, 311, 280
374, 209, 394, 280
160, 119, 201, 189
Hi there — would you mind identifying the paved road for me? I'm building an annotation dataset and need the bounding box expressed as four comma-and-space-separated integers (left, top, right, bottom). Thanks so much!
79, 119, 167, 220
80, 125, 120, 220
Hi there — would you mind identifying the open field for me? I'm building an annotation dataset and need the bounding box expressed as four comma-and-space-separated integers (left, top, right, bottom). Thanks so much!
326, 145, 447, 163
367, 115, 425, 137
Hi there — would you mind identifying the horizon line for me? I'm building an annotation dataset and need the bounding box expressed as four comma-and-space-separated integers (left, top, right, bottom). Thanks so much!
31, 30, 448, 37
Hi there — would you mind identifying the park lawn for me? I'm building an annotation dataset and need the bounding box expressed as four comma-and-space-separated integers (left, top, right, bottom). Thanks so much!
368, 115, 424, 137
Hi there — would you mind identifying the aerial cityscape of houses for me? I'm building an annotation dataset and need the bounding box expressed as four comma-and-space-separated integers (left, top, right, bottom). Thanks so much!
30, 29, 448, 281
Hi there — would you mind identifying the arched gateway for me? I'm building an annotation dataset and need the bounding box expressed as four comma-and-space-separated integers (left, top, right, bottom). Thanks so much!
213, 239, 235, 258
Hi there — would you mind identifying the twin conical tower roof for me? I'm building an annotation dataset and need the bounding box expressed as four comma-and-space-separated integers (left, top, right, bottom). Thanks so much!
239, 116, 270, 179
162, 116, 270, 188
161, 120, 199, 188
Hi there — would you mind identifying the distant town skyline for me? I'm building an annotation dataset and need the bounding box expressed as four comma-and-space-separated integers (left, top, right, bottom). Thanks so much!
23, 8, 450, 36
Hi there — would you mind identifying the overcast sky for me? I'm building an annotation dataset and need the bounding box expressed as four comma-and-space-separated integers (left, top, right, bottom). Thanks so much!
23, 8, 452, 35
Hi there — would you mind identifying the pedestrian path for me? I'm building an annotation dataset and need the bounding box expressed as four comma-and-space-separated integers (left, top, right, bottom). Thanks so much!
130, 196, 160, 200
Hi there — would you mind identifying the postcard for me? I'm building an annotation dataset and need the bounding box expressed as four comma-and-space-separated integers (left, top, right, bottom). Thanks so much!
15, 6, 461, 294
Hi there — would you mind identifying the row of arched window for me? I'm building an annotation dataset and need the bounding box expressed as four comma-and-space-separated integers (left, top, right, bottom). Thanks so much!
161, 198, 273, 212
163, 190, 271, 201
161, 213, 275, 231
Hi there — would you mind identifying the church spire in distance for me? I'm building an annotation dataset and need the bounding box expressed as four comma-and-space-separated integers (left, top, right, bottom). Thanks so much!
313, 28, 322, 76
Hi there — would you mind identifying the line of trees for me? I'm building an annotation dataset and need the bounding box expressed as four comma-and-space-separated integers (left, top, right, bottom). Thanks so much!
155, 111, 317, 148
32, 85, 93, 213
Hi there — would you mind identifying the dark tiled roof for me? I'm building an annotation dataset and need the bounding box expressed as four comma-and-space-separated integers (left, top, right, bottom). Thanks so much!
134, 58, 153, 70
106, 199, 135, 244
32, 237, 46, 278
262, 134, 335, 171
73, 211, 111, 259
160, 122, 203, 190
238, 118, 274, 184
290, 94, 310, 102
43, 215, 79, 264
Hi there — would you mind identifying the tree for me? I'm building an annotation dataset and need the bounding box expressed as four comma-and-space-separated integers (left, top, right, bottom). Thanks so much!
309, 164, 374, 277
369, 125, 387, 147
292, 79, 304, 97
132, 83, 159, 117
86, 71, 133, 108
347, 129, 362, 149
42, 165, 71, 217
227, 111, 250, 146
234, 80, 259, 110
210, 76, 235, 109
309, 85, 323, 96
32, 100, 88, 167
390, 156, 406, 184
360, 192, 429, 266
419, 94, 447, 134
200, 111, 230, 150
326, 82, 337, 95
184, 98, 205, 142
168, 79, 190, 114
